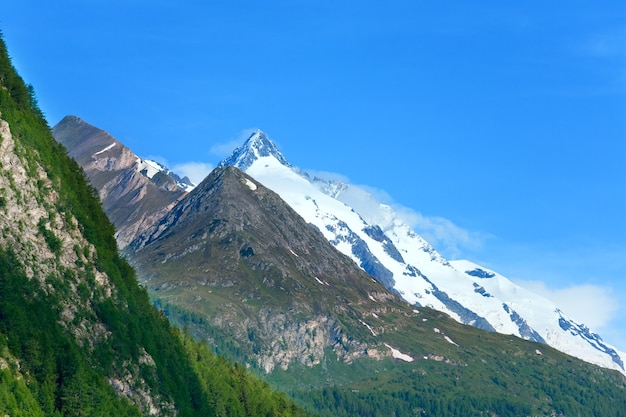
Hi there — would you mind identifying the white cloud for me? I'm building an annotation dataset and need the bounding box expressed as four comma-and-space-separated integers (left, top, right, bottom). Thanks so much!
305, 169, 351, 184
141, 155, 213, 185
512, 279, 620, 332
166, 129, 259, 185
484, 245, 626, 352
402, 212, 489, 258
171, 162, 214, 185
144, 155, 170, 167
210, 140, 244, 158
341, 183, 487, 258
582, 28, 626, 59
304, 169, 488, 258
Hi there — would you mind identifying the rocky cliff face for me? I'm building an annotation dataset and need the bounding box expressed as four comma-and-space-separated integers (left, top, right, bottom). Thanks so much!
53, 116, 187, 248
120, 165, 626, 417
0, 116, 112, 334
219, 130, 626, 375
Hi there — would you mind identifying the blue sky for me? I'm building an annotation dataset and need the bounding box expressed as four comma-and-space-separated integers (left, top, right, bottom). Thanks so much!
3, 1, 625, 353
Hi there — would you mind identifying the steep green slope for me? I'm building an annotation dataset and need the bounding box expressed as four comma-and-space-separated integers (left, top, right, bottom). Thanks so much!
180, 331, 308, 417
0, 33, 308, 417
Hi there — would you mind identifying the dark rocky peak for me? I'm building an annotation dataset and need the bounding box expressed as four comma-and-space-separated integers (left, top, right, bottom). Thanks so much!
465, 268, 496, 279
124, 165, 408, 371
53, 115, 131, 167
128, 165, 378, 288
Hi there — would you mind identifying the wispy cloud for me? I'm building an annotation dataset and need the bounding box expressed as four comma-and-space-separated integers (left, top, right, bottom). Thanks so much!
165, 129, 260, 185
346, 183, 488, 258
577, 27, 626, 90
306, 170, 488, 258
141, 155, 213, 185
512, 279, 620, 332
402, 211, 489, 258
171, 162, 214, 185
144, 155, 170, 167
305, 169, 351, 183
484, 244, 626, 352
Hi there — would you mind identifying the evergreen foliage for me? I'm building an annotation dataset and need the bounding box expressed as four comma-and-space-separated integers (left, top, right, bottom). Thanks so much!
290, 363, 626, 417
162, 299, 626, 417
181, 331, 308, 417
0, 246, 143, 416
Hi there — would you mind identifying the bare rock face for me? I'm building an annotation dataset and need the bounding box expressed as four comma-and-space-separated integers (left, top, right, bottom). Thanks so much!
52, 116, 187, 248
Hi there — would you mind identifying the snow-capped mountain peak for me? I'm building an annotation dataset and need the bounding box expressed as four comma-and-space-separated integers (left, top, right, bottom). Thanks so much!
218, 131, 625, 375
218, 129, 291, 171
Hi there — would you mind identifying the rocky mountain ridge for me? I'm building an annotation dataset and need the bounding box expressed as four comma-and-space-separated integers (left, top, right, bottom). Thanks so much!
51, 117, 626, 416
53, 118, 625, 376
53, 116, 191, 248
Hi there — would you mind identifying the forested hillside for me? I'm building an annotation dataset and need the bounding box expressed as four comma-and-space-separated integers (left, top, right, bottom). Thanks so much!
0, 32, 307, 417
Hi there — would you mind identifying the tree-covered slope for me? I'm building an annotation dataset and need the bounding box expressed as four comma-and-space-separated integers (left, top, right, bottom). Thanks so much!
0, 33, 308, 417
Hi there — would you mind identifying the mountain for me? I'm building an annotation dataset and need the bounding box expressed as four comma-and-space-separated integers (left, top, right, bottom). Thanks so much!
53, 116, 192, 248
0, 35, 309, 417
219, 130, 626, 376
122, 166, 626, 415
126, 165, 408, 372
50, 115, 626, 414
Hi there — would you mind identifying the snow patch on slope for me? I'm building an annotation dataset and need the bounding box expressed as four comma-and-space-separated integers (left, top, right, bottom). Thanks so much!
135, 158, 196, 191
384, 343, 414, 362
92, 143, 116, 156
245, 178, 257, 191
136, 158, 163, 179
